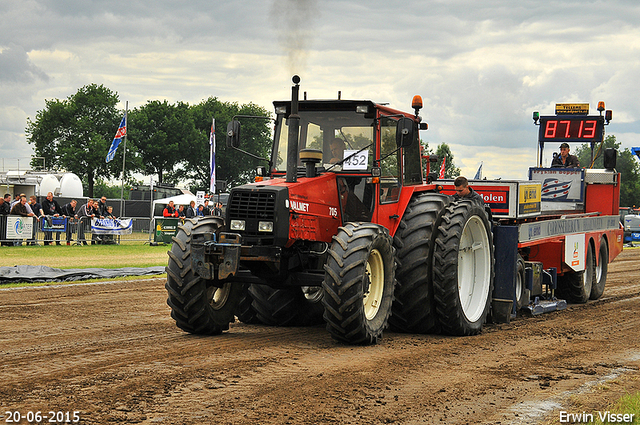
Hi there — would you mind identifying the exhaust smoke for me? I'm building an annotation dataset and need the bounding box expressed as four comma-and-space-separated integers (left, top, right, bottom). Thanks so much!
270, 0, 318, 74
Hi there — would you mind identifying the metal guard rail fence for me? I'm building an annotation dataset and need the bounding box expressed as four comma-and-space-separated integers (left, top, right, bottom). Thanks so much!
0, 216, 190, 246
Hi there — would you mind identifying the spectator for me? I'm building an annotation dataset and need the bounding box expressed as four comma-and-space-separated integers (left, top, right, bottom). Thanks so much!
197, 204, 204, 216
29, 196, 43, 217
0, 195, 10, 246
213, 202, 223, 216
186, 200, 197, 218
96, 196, 108, 218
76, 199, 95, 245
202, 199, 211, 216
41, 192, 64, 245
10, 196, 36, 246
452, 176, 485, 205
88, 200, 102, 244
102, 206, 117, 245
163, 201, 179, 217
10, 193, 21, 210
61, 200, 77, 245
177, 204, 186, 217
0, 196, 9, 215
28, 196, 43, 246
10, 195, 35, 217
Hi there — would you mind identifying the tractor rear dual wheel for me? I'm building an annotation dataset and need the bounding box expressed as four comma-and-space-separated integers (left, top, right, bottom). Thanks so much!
390, 193, 449, 333
432, 201, 494, 336
165, 217, 244, 334
322, 222, 396, 345
248, 284, 324, 326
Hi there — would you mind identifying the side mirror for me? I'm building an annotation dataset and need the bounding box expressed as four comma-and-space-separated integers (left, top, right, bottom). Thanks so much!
226, 120, 241, 148
396, 117, 415, 148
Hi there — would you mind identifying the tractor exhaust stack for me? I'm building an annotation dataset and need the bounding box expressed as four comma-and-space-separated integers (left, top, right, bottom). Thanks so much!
286, 75, 301, 183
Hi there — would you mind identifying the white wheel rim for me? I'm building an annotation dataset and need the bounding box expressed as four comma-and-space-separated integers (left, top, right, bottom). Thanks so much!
515, 265, 523, 302
363, 249, 384, 320
208, 283, 231, 311
583, 246, 593, 289
595, 246, 604, 283
457, 215, 491, 322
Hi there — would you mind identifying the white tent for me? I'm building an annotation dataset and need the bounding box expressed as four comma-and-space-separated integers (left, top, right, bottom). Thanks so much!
152, 193, 197, 217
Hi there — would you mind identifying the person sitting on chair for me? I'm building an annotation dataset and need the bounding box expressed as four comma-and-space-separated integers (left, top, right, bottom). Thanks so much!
551, 143, 580, 168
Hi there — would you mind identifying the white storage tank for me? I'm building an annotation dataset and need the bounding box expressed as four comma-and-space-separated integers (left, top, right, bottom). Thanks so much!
58, 173, 83, 198
38, 174, 60, 197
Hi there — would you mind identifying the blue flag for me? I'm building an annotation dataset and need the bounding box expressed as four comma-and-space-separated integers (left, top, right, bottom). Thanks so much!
106, 116, 126, 163
474, 162, 483, 180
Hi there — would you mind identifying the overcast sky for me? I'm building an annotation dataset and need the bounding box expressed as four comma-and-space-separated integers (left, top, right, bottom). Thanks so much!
2, 0, 640, 181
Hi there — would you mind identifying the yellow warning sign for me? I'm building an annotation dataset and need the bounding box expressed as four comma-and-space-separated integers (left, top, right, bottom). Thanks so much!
555, 103, 589, 115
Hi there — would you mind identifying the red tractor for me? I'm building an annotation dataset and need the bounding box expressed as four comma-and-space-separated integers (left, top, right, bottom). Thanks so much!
165, 76, 495, 344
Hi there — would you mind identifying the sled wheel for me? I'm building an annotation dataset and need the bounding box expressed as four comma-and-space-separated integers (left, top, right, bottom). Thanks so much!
515, 255, 530, 310
322, 222, 396, 345
557, 241, 595, 303
390, 193, 449, 333
590, 237, 608, 300
433, 201, 494, 336
165, 217, 243, 334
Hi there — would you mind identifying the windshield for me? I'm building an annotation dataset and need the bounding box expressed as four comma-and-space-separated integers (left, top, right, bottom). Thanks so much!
273, 110, 375, 172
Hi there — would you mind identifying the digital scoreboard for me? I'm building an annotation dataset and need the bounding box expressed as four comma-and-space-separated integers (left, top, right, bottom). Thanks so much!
538, 115, 605, 143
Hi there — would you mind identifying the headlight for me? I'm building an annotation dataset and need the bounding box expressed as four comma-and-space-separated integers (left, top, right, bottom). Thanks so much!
230, 220, 245, 231
258, 221, 273, 232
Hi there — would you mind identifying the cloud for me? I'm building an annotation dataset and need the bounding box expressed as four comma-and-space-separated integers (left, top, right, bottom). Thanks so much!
0, 44, 49, 84
1, 0, 640, 181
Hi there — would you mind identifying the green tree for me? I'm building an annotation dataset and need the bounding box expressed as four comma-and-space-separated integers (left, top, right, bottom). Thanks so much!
129, 100, 198, 184
180, 97, 272, 192
26, 84, 131, 197
575, 135, 640, 207
435, 143, 461, 179
86, 179, 132, 200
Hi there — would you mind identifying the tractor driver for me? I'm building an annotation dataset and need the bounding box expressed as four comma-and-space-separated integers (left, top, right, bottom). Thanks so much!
329, 138, 345, 164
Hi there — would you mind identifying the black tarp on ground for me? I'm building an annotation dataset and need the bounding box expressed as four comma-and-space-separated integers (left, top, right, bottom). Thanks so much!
0, 265, 165, 283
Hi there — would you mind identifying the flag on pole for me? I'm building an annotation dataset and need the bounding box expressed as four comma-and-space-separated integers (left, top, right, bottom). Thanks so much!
474, 162, 483, 180
106, 116, 126, 163
209, 118, 216, 194
438, 156, 446, 179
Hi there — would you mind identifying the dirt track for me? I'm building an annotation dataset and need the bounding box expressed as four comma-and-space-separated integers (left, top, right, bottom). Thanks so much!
1, 250, 639, 424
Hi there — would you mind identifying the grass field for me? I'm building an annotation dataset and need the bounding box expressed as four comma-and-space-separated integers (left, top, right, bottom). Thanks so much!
0, 243, 170, 269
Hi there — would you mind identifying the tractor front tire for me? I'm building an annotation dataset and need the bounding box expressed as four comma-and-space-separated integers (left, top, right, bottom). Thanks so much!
433, 201, 494, 336
322, 222, 396, 345
390, 193, 449, 333
165, 217, 243, 334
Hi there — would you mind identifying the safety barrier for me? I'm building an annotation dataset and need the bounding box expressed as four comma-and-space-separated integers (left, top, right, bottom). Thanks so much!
0, 216, 156, 246
0, 216, 223, 246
